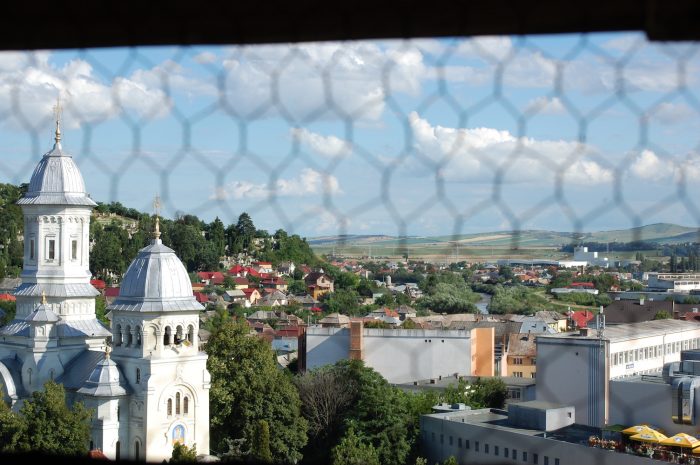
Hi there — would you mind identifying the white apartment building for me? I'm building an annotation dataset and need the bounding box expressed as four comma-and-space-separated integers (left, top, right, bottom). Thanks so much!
646, 272, 700, 293
536, 319, 700, 427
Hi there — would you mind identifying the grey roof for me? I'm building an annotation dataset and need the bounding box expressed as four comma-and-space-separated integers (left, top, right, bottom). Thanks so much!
0, 317, 109, 337
77, 356, 130, 397
518, 317, 557, 334
0, 277, 21, 292
24, 304, 59, 323
57, 350, 105, 390
109, 238, 204, 313
14, 282, 100, 298
0, 320, 29, 336
17, 142, 96, 207
540, 319, 700, 343
56, 318, 111, 337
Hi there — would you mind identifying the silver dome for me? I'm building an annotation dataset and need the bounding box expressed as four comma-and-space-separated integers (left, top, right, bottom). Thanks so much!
108, 239, 204, 312
17, 141, 96, 207
77, 355, 130, 397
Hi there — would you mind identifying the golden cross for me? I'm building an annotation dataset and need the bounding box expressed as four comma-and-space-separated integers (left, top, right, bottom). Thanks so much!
153, 195, 162, 239
53, 96, 62, 143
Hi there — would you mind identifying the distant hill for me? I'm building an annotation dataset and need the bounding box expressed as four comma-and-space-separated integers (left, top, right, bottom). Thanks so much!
310, 223, 700, 249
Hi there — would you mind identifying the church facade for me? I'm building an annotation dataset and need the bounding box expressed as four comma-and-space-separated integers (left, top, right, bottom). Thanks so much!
0, 119, 210, 461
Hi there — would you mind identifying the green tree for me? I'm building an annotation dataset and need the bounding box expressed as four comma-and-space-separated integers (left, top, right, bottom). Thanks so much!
417, 282, 479, 314
170, 442, 197, 463
442, 456, 458, 465
0, 300, 16, 325
654, 310, 672, 320
0, 398, 25, 452
206, 320, 307, 463
331, 428, 379, 465
322, 289, 361, 315
251, 419, 273, 463
95, 296, 109, 326
207, 217, 226, 257
17, 381, 92, 455
288, 280, 307, 295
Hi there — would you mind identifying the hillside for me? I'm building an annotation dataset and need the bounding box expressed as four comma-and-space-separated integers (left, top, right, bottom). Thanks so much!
310, 223, 700, 250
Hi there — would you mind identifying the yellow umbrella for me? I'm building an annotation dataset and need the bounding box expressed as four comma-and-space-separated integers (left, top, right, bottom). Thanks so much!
623, 425, 657, 436
630, 430, 668, 443
662, 433, 700, 448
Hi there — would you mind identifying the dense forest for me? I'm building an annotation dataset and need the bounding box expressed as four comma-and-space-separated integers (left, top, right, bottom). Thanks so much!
0, 183, 321, 281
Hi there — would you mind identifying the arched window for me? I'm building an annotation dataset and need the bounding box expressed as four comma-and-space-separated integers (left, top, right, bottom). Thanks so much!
164, 326, 172, 346
27, 368, 32, 386
116, 441, 120, 461
175, 326, 184, 344
115, 325, 122, 346
167, 398, 172, 416
126, 325, 132, 346
136, 368, 141, 384
135, 441, 140, 461
184, 396, 189, 415
187, 325, 194, 344
90, 440, 94, 450
135, 326, 142, 347
176, 392, 181, 415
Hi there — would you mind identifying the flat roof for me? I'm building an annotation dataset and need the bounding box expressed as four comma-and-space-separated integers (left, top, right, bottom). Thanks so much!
538, 319, 700, 343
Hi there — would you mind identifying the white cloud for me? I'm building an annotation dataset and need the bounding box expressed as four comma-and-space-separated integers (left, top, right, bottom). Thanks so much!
0, 51, 175, 128
213, 168, 341, 200
626, 149, 700, 182
650, 101, 695, 125
524, 96, 565, 115
408, 111, 612, 184
221, 42, 429, 121
291, 128, 351, 158
193, 52, 217, 64
458, 36, 513, 61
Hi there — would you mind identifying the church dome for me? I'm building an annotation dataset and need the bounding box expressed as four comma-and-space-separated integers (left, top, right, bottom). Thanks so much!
77, 354, 130, 397
109, 236, 204, 312
17, 141, 96, 207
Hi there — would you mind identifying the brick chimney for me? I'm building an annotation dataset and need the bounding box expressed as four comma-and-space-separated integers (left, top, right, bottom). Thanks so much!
349, 320, 364, 361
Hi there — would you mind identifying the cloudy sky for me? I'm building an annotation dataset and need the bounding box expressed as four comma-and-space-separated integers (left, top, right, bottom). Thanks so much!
0, 33, 699, 237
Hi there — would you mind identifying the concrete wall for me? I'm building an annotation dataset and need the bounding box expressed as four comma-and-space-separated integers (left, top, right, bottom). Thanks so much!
306, 327, 472, 384
421, 413, 668, 465
609, 379, 700, 436
536, 337, 608, 427
470, 327, 494, 377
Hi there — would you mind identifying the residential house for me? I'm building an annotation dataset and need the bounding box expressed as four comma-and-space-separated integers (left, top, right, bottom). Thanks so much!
257, 289, 289, 307
261, 276, 288, 291
534, 310, 568, 332
241, 288, 262, 306
278, 261, 296, 276
568, 309, 595, 328
304, 271, 334, 299
505, 333, 537, 379
288, 294, 319, 310
254, 261, 273, 272
318, 312, 350, 328
397, 305, 417, 321
197, 271, 225, 286
232, 277, 250, 289
223, 289, 247, 305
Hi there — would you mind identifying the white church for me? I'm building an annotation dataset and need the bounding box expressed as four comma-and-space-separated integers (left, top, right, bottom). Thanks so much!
0, 116, 210, 461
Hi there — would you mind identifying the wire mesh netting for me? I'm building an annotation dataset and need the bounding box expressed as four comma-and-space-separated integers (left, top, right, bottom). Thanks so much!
0, 34, 699, 248
2, 33, 700, 464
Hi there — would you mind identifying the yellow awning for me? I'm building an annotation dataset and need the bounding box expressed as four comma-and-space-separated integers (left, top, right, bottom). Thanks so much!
661, 433, 700, 448
630, 430, 668, 443
622, 425, 656, 436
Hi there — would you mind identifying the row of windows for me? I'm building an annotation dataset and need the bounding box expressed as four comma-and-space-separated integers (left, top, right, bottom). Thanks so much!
611, 338, 700, 366
114, 324, 196, 348
167, 393, 190, 416
28, 237, 80, 262
512, 372, 536, 378
431, 432, 560, 465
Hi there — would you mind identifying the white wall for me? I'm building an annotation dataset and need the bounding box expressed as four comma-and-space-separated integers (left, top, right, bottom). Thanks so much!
306, 327, 471, 384
421, 412, 669, 465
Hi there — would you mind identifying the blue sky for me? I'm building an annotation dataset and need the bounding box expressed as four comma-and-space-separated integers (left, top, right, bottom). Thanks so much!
0, 33, 699, 237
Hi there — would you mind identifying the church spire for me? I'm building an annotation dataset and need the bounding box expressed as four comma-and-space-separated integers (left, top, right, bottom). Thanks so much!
53, 96, 62, 145
153, 195, 161, 240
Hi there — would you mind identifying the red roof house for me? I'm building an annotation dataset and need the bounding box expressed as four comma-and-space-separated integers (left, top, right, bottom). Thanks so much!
0, 293, 16, 302
197, 271, 225, 285
90, 279, 106, 290
570, 310, 595, 328
104, 287, 120, 298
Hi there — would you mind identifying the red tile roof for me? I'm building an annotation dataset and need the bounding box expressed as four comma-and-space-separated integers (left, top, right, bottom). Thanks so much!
228, 265, 246, 275
104, 287, 120, 297
198, 271, 225, 285
0, 293, 16, 301
570, 282, 595, 288
193, 292, 209, 303
90, 279, 106, 290
234, 277, 250, 285
570, 310, 595, 328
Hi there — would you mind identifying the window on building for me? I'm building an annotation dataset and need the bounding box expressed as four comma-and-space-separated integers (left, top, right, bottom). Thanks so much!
136, 368, 141, 384
449, 436, 453, 446
167, 398, 172, 416
135, 441, 140, 461
187, 325, 195, 344
126, 326, 132, 346
465, 439, 470, 449
513, 449, 517, 460
523, 451, 528, 462
505, 447, 509, 458
475, 441, 479, 452
116, 441, 120, 461
176, 392, 181, 415
30, 239, 35, 260
533, 453, 539, 464
48, 239, 55, 260
164, 326, 172, 346
117, 405, 120, 421
514, 357, 523, 365
514, 372, 523, 378
544, 456, 549, 465
554, 459, 560, 465
432, 432, 435, 442
136, 327, 142, 347
115, 325, 122, 346
440, 434, 443, 444
484, 444, 489, 454
495, 445, 499, 456
71, 239, 78, 260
